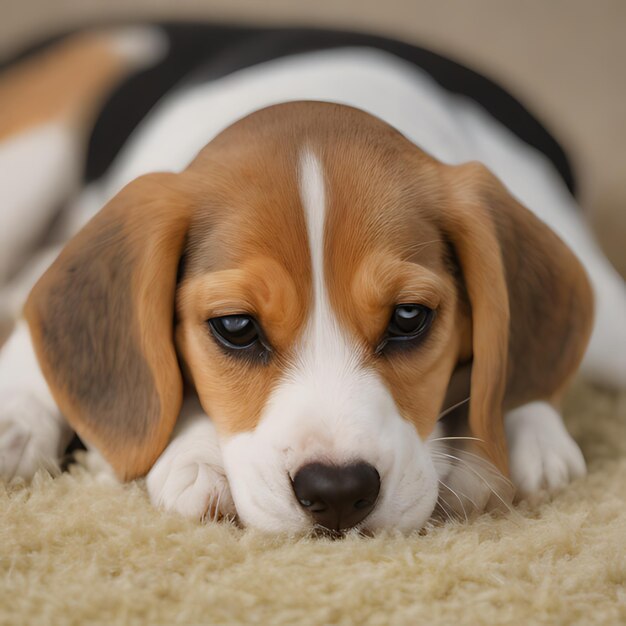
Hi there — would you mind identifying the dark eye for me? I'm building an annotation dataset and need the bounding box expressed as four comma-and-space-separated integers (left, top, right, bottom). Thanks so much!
377, 304, 435, 353
208, 315, 261, 350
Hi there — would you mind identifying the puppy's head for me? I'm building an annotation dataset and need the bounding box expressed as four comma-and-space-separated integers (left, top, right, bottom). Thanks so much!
25, 103, 593, 533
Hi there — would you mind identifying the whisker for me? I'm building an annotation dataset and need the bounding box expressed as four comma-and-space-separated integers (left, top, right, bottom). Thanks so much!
434, 495, 456, 524
431, 458, 512, 507
355, 526, 372, 539
445, 449, 514, 488
437, 468, 480, 512
201, 496, 211, 524
434, 451, 516, 516
430, 440, 514, 493
213, 488, 223, 523
429, 436, 484, 444
436, 396, 471, 421
438, 480, 470, 522
433, 447, 515, 493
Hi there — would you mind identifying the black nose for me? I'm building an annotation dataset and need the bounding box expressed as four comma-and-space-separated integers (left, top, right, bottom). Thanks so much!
292, 462, 380, 531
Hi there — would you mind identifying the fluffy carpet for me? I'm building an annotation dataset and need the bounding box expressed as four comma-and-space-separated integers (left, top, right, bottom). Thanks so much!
1, 381, 624, 625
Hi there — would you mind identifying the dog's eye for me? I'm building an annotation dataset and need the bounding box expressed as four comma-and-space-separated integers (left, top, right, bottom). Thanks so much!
389, 304, 432, 337
377, 304, 435, 353
208, 315, 261, 349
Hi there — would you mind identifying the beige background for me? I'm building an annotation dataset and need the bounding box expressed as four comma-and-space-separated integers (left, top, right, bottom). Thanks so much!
1, 0, 625, 271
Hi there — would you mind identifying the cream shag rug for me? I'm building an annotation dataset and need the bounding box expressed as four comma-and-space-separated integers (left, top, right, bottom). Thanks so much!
1, 382, 625, 625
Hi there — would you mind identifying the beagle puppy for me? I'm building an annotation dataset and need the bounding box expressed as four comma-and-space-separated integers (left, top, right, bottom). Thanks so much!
1, 25, 625, 534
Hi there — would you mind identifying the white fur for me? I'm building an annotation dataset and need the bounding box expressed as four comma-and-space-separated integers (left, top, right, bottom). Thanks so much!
299, 149, 326, 297
0, 246, 62, 322
0, 321, 71, 480
146, 396, 235, 521
0, 180, 112, 322
106, 26, 168, 70
505, 401, 586, 499
0, 123, 79, 284
220, 150, 439, 533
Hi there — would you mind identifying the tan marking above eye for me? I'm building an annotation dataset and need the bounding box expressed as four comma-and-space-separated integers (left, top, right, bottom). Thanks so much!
350, 253, 449, 345
177, 256, 307, 354
175, 259, 305, 435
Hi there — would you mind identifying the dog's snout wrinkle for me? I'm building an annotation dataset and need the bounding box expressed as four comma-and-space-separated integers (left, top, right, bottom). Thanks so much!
292, 461, 380, 531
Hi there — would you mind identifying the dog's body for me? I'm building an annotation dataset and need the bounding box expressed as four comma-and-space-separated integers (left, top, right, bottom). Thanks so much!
1, 26, 624, 534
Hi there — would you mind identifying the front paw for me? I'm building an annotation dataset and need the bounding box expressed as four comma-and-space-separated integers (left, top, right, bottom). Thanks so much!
0, 393, 66, 481
146, 445, 236, 522
506, 402, 586, 502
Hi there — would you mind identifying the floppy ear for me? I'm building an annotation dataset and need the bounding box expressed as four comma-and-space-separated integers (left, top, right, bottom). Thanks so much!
438, 162, 593, 474
24, 173, 195, 480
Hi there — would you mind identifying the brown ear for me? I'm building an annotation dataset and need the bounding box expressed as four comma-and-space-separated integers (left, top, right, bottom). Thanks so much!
24, 173, 194, 480
438, 162, 593, 475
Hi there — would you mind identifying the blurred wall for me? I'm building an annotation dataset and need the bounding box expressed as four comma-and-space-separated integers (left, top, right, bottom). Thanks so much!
1, 0, 625, 272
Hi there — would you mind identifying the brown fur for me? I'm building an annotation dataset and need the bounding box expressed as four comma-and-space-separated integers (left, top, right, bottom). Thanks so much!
0, 31, 134, 140
24, 102, 593, 484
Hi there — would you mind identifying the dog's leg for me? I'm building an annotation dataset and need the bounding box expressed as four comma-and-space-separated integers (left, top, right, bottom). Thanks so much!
0, 27, 168, 285
0, 321, 72, 480
0, 125, 80, 285
146, 396, 236, 521
505, 401, 586, 500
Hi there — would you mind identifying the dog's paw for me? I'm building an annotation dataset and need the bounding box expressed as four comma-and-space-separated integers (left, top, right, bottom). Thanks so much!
147, 459, 235, 521
505, 401, 586, 502
0, 393, 66, 481
146, 415, 236, 521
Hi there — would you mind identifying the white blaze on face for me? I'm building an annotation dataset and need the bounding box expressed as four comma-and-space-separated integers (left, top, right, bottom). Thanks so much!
220, 148, 439, 533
